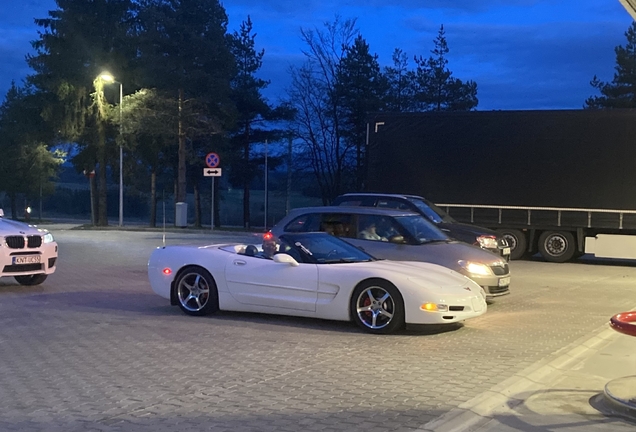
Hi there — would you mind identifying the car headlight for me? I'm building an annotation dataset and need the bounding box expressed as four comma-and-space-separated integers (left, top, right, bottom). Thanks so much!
43, 232, 55, 243
477, 235, 498, 249
458, 260, 492, 276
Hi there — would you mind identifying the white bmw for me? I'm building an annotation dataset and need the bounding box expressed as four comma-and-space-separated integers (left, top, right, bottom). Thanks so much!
148, 232, 487, 334
0, 209, 58, 285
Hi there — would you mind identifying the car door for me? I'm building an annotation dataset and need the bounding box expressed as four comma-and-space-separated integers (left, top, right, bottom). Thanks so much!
224, 253, 318, 312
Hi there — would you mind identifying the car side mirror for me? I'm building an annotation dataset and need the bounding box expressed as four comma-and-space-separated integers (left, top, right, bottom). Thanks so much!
273, 253, 300, 267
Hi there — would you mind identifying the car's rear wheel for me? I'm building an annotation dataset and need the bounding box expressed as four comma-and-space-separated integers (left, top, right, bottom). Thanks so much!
497, 229, 527, 260
350, 279, 404, 334
14, 274, 48, 286
174, 266, 219, 316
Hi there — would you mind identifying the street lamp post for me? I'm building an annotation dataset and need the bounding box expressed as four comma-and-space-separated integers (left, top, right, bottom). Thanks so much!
98, 73, 124, 227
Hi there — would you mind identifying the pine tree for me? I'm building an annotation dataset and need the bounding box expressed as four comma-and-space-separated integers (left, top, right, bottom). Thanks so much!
136, 0, 236, 208
228, 16, 292, 229
0, 83, 63, 218
384, 49, 414, 112
27, 0, 134, 225
585, 22, 636, 108
336, 35, 387, 190
413, 25, 478, 111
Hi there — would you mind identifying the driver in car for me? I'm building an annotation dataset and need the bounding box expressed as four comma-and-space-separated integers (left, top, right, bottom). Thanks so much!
358, 218, 388, 241
261, 235, 278, 259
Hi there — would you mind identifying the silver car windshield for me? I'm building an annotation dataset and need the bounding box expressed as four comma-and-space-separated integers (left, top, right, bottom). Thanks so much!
406, 198, 456, 224
394, 215, 449, 244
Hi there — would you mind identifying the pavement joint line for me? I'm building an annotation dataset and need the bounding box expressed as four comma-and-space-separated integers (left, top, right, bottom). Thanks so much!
415, 305, 636, 432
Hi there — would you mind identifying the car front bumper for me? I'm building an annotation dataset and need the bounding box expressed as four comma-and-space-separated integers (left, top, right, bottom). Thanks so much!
466, 273, 511, 297
404, 292, 487, 325
0, 242, 58, 278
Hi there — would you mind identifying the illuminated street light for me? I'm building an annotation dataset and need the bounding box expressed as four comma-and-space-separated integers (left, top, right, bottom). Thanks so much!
98, 72, 124, 227
98, 73, 115, 83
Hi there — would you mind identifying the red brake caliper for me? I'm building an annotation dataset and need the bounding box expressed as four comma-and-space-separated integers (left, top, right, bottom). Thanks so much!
363, 293, 372, 320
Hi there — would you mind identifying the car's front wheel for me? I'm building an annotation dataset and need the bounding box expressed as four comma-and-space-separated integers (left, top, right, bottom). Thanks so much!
350, 279, 404, 334
174, 266, 219, 316
14, 274, 48, 286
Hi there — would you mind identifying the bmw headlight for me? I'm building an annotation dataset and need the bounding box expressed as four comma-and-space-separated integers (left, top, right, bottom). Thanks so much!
477, 235, 498, 249
458, 260, 492, 276
43, 232, 55, 243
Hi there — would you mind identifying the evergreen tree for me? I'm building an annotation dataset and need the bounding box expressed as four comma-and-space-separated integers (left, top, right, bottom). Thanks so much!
228, 16, 292, 229
116, 89, 177, 226
413, 25, 478, 111
585, 22, 636, 108
135, 0, 236, 209
383, 48, 414, 112
336, 35, 387, 190
27, 0, 135, 225
0, 83, 63, 218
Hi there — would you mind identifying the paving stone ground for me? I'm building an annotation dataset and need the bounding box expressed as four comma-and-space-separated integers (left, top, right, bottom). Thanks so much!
1, 226, 635, 431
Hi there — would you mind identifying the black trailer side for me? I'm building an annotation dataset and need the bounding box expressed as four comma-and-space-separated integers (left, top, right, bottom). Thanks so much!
366, 110, 636, 261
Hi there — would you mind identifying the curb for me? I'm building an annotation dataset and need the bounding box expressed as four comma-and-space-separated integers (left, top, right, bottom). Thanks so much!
604, 375, 636, 419
415, 317, 630, 432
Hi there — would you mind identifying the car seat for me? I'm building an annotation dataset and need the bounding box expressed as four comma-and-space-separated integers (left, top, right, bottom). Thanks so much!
245, 245, 258, 256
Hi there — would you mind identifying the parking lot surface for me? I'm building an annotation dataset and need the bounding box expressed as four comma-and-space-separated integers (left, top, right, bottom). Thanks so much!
1, 226, 636, 432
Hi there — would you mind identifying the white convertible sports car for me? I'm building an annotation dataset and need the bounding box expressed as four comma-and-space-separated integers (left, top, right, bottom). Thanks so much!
0, 209, 58, 285
148, 232, 487, 334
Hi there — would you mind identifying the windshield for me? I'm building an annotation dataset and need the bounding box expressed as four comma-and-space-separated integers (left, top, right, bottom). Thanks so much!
280, 233, 376, 264
394, 215, 449, 244
407, 197, 456, 223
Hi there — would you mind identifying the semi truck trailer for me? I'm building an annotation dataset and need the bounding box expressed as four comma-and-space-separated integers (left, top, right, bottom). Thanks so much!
365, 109, 636, 262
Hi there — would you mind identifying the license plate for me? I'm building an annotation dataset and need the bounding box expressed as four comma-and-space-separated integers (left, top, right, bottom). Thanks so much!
502, 247, 511, 256
12, 255, 41, 265
498, 276, 511, 287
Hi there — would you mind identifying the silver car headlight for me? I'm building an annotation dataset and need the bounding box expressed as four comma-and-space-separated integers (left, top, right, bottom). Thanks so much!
43, 232, 55, 243
458, 260, 492, 276
477, 235, 498, 249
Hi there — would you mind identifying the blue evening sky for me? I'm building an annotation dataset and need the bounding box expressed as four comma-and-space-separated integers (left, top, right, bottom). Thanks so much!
1, 0, 633, 110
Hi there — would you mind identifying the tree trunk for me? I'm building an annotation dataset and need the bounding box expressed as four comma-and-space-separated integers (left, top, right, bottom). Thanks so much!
177, 88, 187, 203
149, 170, 157, 228
194, 183, 201, 228
90, 175, 98, 226
97, 124, 108, 226
173, 179, 178, 226
9, 192, 16, 219
286, 135, 292, 215
242, 121, 251, 229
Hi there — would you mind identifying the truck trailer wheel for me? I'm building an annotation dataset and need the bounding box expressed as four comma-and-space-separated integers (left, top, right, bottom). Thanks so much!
538, 231, 576, 263
497, 229, 527, 260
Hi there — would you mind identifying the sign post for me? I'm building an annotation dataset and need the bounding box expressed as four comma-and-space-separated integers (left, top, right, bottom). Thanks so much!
204, 153, 221, 230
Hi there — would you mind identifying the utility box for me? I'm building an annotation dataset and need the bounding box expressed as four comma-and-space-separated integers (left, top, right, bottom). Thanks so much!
175, 202, 188, 227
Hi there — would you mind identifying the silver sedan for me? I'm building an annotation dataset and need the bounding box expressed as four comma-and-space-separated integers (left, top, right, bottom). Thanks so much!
269, 206, 511, 298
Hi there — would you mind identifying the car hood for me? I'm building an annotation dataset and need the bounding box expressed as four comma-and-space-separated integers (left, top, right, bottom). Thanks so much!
352, 239, 505, 268
438, 221, 500, 240
0, 218, 44, 236
349, 259, 470, 288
